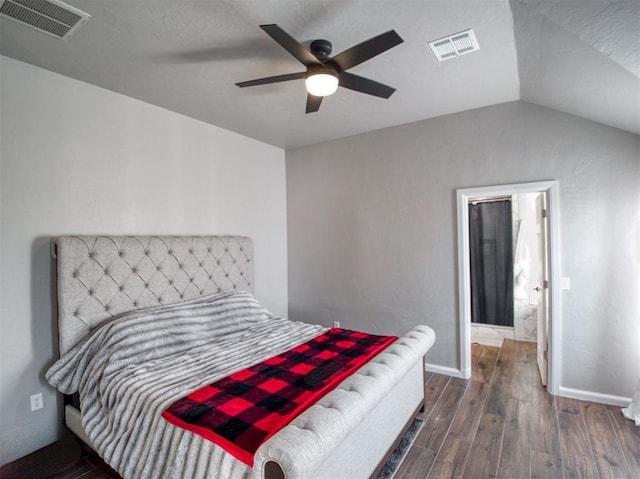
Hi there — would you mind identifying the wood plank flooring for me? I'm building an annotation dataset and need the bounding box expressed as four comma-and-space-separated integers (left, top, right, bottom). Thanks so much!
0, 442, 119, 479
2, 339, 638, 479
396, 339, 640, 479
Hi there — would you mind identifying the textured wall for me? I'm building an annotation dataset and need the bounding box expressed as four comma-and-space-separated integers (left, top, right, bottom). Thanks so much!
287, 100, 639, 400
0, 56, 287, 465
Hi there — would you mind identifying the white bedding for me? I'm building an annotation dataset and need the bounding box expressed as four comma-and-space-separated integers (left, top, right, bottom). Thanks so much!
47, 291, 326, 479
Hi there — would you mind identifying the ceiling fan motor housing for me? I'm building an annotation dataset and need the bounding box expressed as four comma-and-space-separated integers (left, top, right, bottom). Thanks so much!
310, 39, 333, 60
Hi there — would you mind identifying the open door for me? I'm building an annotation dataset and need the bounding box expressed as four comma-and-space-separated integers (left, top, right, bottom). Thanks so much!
536, 193, 551, 386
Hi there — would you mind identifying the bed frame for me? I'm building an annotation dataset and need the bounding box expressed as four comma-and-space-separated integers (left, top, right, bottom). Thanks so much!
52, 235, 435, 479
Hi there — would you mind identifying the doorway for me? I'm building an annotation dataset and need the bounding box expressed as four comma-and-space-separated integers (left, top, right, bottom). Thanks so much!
457, 181, 561, 394
469, 193, 543, 346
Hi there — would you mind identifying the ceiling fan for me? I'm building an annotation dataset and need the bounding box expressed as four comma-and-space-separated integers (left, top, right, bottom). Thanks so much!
236, 24, 404, 113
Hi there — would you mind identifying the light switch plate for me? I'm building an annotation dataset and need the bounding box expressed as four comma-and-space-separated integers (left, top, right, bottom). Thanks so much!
561, 277, 571, 290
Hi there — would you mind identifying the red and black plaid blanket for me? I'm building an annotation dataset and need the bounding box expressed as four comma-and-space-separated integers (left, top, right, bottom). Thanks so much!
162, 328, 396, 466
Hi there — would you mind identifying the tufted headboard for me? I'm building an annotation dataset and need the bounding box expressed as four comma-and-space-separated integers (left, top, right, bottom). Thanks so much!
53, 236, 254, 355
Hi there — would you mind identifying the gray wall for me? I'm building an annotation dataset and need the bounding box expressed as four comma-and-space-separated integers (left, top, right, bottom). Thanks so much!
0, 56, 288, 465
286, 100, 639, 399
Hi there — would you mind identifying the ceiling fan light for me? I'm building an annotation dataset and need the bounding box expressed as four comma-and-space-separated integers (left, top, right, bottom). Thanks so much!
305, 72, 339, 97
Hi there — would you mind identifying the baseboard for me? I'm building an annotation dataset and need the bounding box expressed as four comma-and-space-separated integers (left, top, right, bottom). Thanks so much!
558, 386, 631, 407
425, 363, 465, 378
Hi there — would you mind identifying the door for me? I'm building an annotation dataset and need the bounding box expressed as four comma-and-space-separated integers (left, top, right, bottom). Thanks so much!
536, 193, 551, 386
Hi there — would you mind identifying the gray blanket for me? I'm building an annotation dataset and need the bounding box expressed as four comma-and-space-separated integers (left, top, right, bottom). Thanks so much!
47, 291, 325, 479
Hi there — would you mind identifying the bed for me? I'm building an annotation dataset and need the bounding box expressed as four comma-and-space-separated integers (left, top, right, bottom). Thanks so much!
46, 235, 435, 479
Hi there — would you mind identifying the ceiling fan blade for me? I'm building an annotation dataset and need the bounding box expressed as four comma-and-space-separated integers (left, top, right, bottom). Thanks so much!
260, 24, 322, 67
306, 94, 323, 113
338, 72, 396, 98
331, 30, 403, 72
236, 72, 306, 88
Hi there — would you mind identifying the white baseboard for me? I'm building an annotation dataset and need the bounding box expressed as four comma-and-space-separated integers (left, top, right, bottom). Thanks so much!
558, 386, 631, 407
425, 363, 466, 379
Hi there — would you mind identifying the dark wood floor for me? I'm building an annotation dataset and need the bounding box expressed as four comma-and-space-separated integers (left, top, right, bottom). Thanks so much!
2, 339, 639, 479
396, 340, 640, 479
0, 441, 119, 479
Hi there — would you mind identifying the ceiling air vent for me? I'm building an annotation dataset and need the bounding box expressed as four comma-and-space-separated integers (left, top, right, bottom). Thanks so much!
0, 0, 90, 40
428, 29, 479, 62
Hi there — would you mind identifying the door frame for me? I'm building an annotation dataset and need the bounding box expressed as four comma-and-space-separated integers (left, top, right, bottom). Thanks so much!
456, 180, 561, 394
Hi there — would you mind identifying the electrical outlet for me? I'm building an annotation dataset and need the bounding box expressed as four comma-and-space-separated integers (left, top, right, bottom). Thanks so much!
30, 393, 43, 411
333, 321, 340, 328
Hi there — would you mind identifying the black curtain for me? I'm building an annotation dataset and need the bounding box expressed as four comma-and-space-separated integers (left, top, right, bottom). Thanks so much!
469, 200, 514, 327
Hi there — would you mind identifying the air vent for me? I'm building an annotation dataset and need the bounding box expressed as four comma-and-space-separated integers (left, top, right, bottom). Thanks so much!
428, 29, 479, 62
0, 0, 90, 40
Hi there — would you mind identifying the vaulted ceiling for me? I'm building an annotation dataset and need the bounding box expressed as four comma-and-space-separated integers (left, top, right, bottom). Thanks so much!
1, 0, 638, 149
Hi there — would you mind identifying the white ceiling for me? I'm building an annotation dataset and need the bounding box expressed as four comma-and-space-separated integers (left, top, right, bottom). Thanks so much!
1, 0, 638, 149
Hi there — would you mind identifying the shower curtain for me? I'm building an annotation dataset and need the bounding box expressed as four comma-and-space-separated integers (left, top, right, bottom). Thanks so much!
469, 199, 514, 327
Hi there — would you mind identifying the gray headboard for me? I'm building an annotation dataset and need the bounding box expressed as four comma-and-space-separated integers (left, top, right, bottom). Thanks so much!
53, 236, 254, 354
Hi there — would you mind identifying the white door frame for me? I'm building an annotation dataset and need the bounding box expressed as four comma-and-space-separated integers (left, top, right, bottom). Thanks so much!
456, 180, 561, 395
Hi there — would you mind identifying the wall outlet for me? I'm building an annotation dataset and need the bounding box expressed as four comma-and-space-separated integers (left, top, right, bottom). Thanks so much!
30, 393, 43, 411
333, 321, 340, 328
